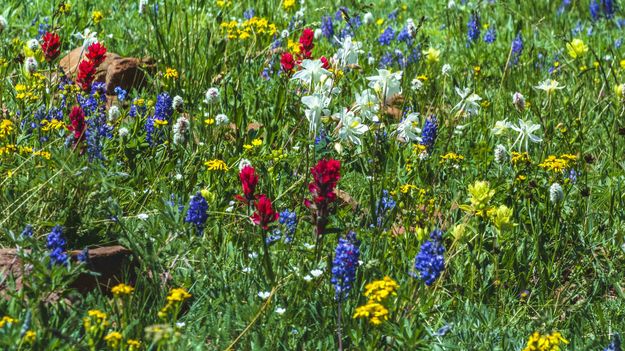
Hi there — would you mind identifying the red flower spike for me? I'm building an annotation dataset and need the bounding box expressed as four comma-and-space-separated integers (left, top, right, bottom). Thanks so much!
251, 195, 279, 231
236, 165, 259, 203
67, 106, 86, 142
308, 158, 341, 205
280, 52, 295, 72
76, 60, 96, 91
320, 56, 330, 69
86, 42, 107, 66
41, 32, 61, 62
299, 28, 315, 59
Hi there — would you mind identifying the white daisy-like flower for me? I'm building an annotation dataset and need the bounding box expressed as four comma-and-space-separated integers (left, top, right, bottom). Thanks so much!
310, 269, 323, 278
258, 291, 271, 300
336, 108, 369, 145
275, 307, 286, 315
366, 69, 403, 102
452, 87, 482, 117
396, 112, 422, 142
534, 79, 565, 95
509, 119, 543, 151
291, 59, 331, 86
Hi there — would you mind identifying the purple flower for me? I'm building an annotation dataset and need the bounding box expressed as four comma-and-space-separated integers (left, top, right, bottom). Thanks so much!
331, 232, 360, 300
467, 14, 481, 44
321, 16, 334, 40
483, 27, 496, 44
378, 26, 395, 46
510, 32, 523, 65
420, 115, 438, 151
185, 192, 209, 235
412, 229, 445, 286
47, 225, 68, 266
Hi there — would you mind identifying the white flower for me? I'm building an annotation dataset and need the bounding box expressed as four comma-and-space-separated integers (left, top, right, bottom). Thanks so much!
303, 275, 313, 282
242, 267, 252, 273
363, 12, 374, 25
118, 127, 129, 137
491, 119, 510, 135
549, 183, 563, 204
509, 119, 543, 151
406, 18, 417, 37
367, 55, 375, 66
258, 291, 271, 299
291, 59, 331, 86
137, 213, 149, 220
24, 57, 38, 74
452, 87, 482, 117
411, 77, 424, 91
172, 95, 184, 112
512, 92, 525, 111
281, 29, 290, 38
396, 112, 422, 142
275, 307, 286, 315
108, 106, 121, 123
354, 89, 379, 122
215, 113, 229, 126
494, 144, 507, 164
336, 108, 369, 145
139, 0, 149, 14
310, 269, 323, 278
314, 28, 323, 40
172, 116, 190, 144
303, 243, 315, 249
176, 322, 186, 328
205, 87, 220, 104
366, 69, 403, 102
0, 15, 7, 33
534, 79, 565, 95
442, 64, 452, 76
75, 28, 98, 49
26, 39, 40, 52
453, 124, 465, 136
301, 93, 330, 135
238, 159, 252, 171
175, 173, 183, 181
447, 0, 456, 9
248, 252, 258, 259
333, 36, 363, 68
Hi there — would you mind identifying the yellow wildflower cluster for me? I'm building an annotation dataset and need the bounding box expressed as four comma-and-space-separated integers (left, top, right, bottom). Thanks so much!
0, 144, 17, 156
205, 159, 229, 171
111, 283, 135, 297
83, 309, 109, 348
127, 339, 142, 351
269, 149, 288, 162
522, 331, 569, 351
439, 152, 464, 164
460, 181, 495, 217
511, 151, 531, 166
104, 331, 122, 349
220, 17, 277, 40
353, 277, 398, 325
283, 0, 296, 11
0, 316, 17, 328
158, 287, 192, 320
287, 39, 301, 55
58, 2, 72, 14
41, 119, 65, 132
538, 154, 577, 173
487, 204, 514, 232
243, 138, 263, 150
92, 11, 104, 24
22, 330, 36, 344
0, 119, 14, 138
164, 67, 179, 80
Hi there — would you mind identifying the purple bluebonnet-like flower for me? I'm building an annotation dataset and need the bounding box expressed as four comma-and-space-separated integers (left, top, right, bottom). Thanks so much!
185, 192, 209, 235
375, 190, 396, 228
388, 9, 399, 20
379, 51, 394, 68
467, 14, 480, 44
114, 86, 128, 101
604, 333, 621, 351
590, 0, 601, 20
47, 225, 68, 266
378, 26, 395, 45
243, 8, 255, 20
321, 15, 334, 39
146, 92, 173, 146
412, 229, 445, 286
77, 247, 89, 263
420, 115, 438, 151
510, 32, 523, 65
558, 0, 571, 15
331, 232, 360, 301
21, 225, 33, 238
279, 210, 297, 243
483, 27, 496, 44
602, 0, 615, 18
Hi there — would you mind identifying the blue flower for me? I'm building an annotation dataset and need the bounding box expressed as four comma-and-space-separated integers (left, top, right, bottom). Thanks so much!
376, 190, 396, 228
21, 225, 33, 238
279, 210, 297, 242
378, 26, 395, 46
604, 333, 621, 351
483, 27, 496, 44
420, 116, 438, 151
412, 229, 445, 286
467, 14, 481, 44
379, 51, 394, 68
602, 0, 615, 18
590, 0, 601, 20
331, 232, 360, 301
243, 8, 255, 20
77, 247, 89, 263
114, 86, 128, 101
558, 0, 571, 15
47, 225, 68, 266
321, 16, 334, 40
185, 192, 209, 235
511, 32, 523, 65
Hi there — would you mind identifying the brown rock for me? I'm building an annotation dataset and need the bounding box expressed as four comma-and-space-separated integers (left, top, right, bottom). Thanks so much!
59, 47, 121, 84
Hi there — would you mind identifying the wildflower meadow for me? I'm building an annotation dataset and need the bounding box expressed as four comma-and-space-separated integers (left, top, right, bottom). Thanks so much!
2, 0, 625, 349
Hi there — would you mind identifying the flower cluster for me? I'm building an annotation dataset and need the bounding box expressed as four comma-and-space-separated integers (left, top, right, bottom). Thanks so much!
158, 287, 192, 320
305, 158, 341, 236
46, 225, 68, 266
41, 32, 61, 61
77, 42, 107, 91
412, 229, 445, 286
522, 331, 569, 351
185, 192, 209, 235
331, 232, 360, 300
353, 276, 398, 325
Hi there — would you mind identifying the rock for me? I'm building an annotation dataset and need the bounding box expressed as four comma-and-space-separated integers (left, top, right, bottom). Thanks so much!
0, 245, 135, 295
59, 47, 156, 96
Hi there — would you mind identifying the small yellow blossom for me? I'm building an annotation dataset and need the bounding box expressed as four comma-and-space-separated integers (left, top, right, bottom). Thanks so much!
34, 150, 51, 159
439, 152, 464, 164
522, 331, 568, 351
287, 39, 301, 55
205, 159, 229, 171
0, 316, 17, 328
251, 138, 263, 147
59, 2, 72, 14
41, 118, 65, 132
154, 119, 168, 127
104, 331, 122, 349
566, 38, 588, 59
92, 11, 104, 25
511, 151, 531, 165
0, 119, 14, 138
204, 118, 215, 125
111, 283, 135, 297
363, 277, 399, 302
423, 47, 440, 64
353, 302, 389, 325
164, 67, 179, 80
283, 0, 296, 11
376, 18, 384, 26
127, 339, 141, 351
23, 330, 36, 344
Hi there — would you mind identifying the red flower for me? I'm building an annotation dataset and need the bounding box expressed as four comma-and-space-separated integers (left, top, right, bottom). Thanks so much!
251, 195, 279, 230
307, 158, 341, 205
67, 106, 86, 141
235, 165, 259, 203
41, 32, 61, 62
320, 56, 330, 69
86, 42, 107, 66
299, 28, 315, 58
76, 60, 96, 91
280, 52, 295, 72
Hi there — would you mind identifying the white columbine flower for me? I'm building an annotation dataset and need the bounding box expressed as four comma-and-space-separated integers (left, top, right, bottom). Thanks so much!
333, 36, 363, 68
291, 59, 331, 86
452, 87, 482, 117
491, 119, 510, 135
336, 108, 369, 145
301, 93, 330, 135
509, 119, 543, 151
354, 89, 380, 122
75, 28, 99, 48
396, 112, 422, 142
366, 69, 403, 102
534, 79, 565, 95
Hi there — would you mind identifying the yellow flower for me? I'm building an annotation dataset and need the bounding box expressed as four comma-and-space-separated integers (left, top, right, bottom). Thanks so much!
620, 59, 625, 69
104, 331, 122, 349
127, 339, 141, 351
287, 39, 301, 55
0, 119, 14, 138
566, 38, 588, 59
0, 316, 17, 328
167, 288, 192, 303
376, 18, 384, 26
488, 205, 514, 232
204, 118, 215, 125
363, 277, 399, 302
111, 283, 135, 297
0, 144, 17, 156
164, 67, 179, 79
216, 0, 231, 8
460, 181, 495, 217
353, 302, 389, 325
22, 330, 36, 344
252, 138, 263, 147
59, 2, 71, 14
205, 159, 229, 171
422, 47, 440, 64
92, 11, 104, 25
522, 331, 568, 351
41, 118, 65, 132
154, 119, 168, 127
439, 152, 464, 164
34, 150, 51, 159
511, 151, 531, 165
283, 0, 296, 11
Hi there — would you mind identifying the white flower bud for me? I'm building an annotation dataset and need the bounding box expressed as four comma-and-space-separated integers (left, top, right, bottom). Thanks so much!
363, 12, 374, 25
549, 183, 563, 204
108, 106, 121, 123
204, 87, 220, 104
27, 39, 39, 51
512, 92, 525, 112
24, 57, 38, 74
494, 144, 507, 164
215, 113, 229, 126
172, 95, 184, 112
